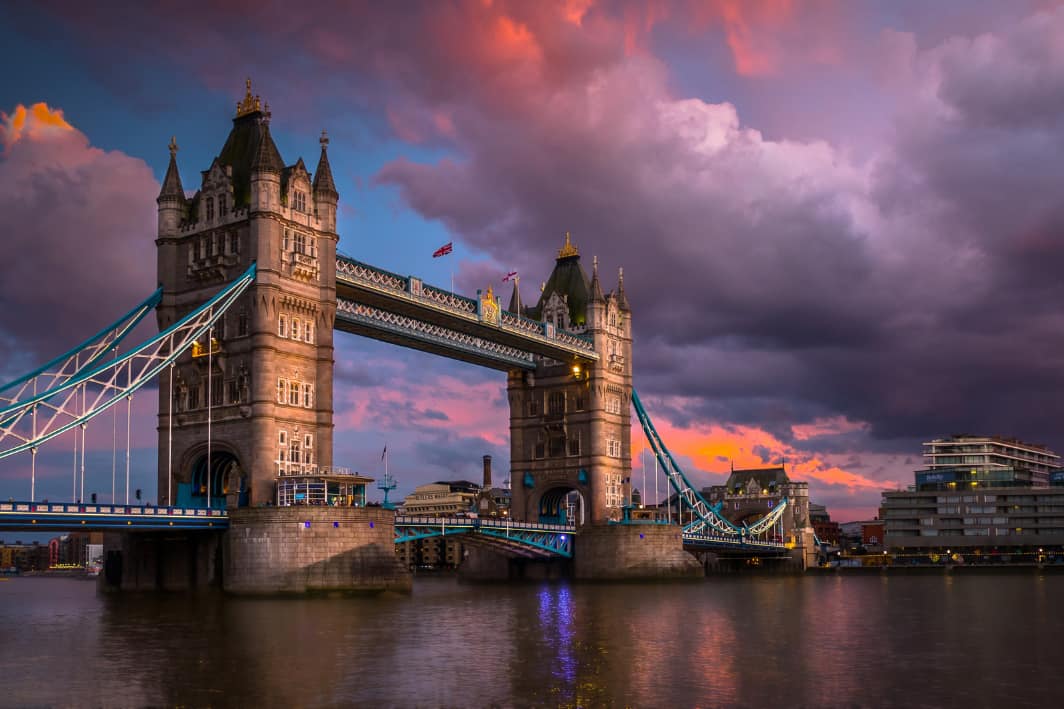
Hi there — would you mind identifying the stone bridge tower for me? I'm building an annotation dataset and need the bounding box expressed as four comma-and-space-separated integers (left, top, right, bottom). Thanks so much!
155, 81, 339, 508
507, 234, 633, 526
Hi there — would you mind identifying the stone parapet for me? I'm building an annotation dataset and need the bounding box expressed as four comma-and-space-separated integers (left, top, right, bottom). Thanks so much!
224, 507, 411, 595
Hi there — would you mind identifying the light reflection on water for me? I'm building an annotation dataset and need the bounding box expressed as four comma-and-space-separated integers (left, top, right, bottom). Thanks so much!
2, 574, 1063, 707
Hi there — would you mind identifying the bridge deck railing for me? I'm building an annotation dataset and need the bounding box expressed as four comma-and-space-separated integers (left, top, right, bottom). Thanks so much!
0, 501, 227, 518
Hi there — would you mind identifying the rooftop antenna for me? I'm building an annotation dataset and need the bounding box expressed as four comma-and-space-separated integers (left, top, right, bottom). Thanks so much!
377, 471, 398, 509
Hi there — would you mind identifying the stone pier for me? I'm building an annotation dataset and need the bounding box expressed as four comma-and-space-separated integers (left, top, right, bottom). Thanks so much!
573, 524, 702, 580
224, 507, 411, 595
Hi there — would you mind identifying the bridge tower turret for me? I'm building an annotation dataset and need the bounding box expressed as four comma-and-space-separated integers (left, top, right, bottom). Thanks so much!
508, 234, 633, 526
155, 80, 338, 508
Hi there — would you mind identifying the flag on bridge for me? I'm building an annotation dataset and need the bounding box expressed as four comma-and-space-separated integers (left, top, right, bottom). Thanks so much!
432, 242, 453, 258
502, 270, 518, 282
381, 445, 387, 461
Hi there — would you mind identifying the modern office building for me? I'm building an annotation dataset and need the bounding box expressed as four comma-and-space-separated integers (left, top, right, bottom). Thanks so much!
921, 435, 1059, 487
882, 436, 1064, 551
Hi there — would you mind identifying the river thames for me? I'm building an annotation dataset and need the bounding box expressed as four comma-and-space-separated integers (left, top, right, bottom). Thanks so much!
2, 573, 1062, 707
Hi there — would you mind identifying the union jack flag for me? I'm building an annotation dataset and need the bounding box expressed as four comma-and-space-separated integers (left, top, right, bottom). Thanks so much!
432, 242, 453, 258
502, 271, 518, 282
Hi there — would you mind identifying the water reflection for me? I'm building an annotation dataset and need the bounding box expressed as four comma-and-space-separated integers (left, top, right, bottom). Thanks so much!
3, 574, 1064, 707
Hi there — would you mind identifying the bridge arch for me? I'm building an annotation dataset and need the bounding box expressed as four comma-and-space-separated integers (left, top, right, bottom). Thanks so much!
535, 486, 586, 526
176, 443, 246, 509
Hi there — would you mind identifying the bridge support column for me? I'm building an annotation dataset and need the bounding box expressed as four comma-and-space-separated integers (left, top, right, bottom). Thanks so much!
223, 507, 411, 595
100, 530, 222, 592
574, 525, 702, 580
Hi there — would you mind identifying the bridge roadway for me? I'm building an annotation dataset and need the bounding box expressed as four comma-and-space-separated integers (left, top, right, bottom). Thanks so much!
394, 515, 575, 558
334, 255, 599, 371
0, 500, 227, 532
0, 499, 790, 558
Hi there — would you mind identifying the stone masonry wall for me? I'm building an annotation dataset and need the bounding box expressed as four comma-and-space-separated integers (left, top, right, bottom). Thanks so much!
573, 524, 702, 580
224, 507, 411, 594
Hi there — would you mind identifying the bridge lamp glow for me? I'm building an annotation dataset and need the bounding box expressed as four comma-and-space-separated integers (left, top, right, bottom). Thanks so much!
559, 534, 566, 541
571, 364, 581, 378
304, 521, 311, 528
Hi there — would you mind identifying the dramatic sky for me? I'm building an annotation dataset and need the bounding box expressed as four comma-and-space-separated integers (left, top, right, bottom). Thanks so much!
4, 0, 1064, 520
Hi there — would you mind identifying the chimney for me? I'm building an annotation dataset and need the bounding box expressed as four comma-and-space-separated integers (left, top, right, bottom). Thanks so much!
483, 455, 492, 489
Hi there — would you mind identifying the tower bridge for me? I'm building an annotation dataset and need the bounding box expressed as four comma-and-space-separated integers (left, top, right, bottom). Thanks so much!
0, 81, 814, 591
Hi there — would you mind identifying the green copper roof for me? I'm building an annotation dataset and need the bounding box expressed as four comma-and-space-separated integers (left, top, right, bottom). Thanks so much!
215, 111, 284, 208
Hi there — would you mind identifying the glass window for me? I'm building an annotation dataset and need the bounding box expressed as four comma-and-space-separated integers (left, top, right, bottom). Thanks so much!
279, 430, 287, 446
568, 434, 580, 457
278, 315, 287, 338
302, 382, 313, 408
304, 320, 314, 344
288, 381, 300, 406
548, 392, 565, 416
238, 308, 248, 336
277, 378, 286, 404
206, 197, 214, 221
218, 194, 227, 217
292, 318, 302, 341
210, 373, 223, 406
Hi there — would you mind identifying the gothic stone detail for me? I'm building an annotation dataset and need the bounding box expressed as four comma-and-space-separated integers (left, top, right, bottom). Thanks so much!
156, 91, 339, 508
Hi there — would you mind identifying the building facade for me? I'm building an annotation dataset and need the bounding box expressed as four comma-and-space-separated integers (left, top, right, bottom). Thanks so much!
508, 236, 633, 526
882, 436, 1064, 551
156, 81, 340, 508
701, 466, 811, 543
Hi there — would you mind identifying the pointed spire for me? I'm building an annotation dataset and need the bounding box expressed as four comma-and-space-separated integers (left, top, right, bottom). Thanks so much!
158, 136, 185, 202
507, 276, 523, 314
313, 129, 338, 200
590, 255, 604, 303
251, 122, 283, 174
616, 265, 630, 311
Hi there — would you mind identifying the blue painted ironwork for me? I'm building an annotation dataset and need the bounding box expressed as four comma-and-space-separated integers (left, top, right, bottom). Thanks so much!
393, 515, 574, 558
0, 265, 256, 459
0, 500, 228, 532
632, 389, 789, 546
0, 286, 163, 404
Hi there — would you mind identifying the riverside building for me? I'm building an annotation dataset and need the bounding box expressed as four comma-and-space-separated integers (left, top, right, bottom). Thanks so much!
882, 435, 1064, 553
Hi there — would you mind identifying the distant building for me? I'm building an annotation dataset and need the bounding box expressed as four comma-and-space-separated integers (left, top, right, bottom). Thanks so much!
700, 465, 811, 543
919, 435, 1059, 489
882, 436, 1064, 552
396, 461, 512, 570
0, 540, 49, 571
809, 503, 840, 545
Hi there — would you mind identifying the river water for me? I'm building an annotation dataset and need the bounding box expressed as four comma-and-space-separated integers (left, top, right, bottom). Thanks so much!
1, 573, 1062, 708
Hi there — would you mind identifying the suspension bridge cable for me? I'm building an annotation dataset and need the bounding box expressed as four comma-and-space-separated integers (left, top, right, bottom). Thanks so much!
207, 325, 213, 509
167, 363, 174, 507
